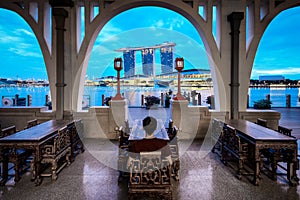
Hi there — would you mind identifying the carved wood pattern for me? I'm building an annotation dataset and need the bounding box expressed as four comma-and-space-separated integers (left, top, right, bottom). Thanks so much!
128, 152, 172, 199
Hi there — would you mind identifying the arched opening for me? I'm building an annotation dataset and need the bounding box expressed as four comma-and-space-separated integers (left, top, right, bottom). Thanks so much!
250, 6, 300, 108
0, 8, 49, 107
84, 6, 213, 110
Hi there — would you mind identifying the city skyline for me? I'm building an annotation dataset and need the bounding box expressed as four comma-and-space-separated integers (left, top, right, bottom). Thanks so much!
0, 6, 299, 80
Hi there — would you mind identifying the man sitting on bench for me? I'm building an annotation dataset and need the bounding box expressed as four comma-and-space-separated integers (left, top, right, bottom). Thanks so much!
128, 116, 172, 165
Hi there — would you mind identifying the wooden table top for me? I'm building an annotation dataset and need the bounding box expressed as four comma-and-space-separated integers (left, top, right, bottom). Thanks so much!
0, 119, 73, 143
225, 119, 297, 142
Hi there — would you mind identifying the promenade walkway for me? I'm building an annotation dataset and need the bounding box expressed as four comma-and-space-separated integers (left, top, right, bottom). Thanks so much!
273, 108, 300, 139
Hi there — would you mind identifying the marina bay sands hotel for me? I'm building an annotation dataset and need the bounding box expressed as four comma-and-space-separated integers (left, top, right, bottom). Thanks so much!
115, 42, 176, 77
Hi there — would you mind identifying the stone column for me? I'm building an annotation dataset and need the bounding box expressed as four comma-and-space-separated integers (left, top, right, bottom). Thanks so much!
53, 8, 68, 119
227, 12, 244, 119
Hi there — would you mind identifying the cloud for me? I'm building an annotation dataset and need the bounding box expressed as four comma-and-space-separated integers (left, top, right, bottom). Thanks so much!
14, 29, 35, 37
151, 20, 164, 28
8, 47, 42, 58
0, 32, 22, 43
93, 45, 116, 56
97, 23, 123, 43
169, 17, 184, 30
0, 28, 34, 44
150, 17, 184, 30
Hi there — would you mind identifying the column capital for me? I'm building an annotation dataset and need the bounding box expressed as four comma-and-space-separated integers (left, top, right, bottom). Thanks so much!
52, 8, 68, 18
49, 0, 74, 8
227, 12, 244, 33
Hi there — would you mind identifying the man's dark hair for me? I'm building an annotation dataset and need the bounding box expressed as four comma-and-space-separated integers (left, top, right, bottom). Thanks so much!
143, 116, 157, 136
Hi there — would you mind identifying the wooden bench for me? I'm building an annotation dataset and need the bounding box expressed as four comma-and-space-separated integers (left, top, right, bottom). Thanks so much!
68, 119, 85, 161
262, 125, 299, 181
116, 125, 130, 182
39, 126, 71, 181
256, 118, 267, 127
24, 119, 38, 129
167, 119, 180, 181
222, 125, 250, 180
128, 151, 172, 200
211, 118, 225, 156
278, 125, 293, 137
0, 125, 32, 184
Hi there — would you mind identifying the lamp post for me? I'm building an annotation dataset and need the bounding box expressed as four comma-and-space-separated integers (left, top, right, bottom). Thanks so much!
112, 57, 124, 100
174, 57, 185, 100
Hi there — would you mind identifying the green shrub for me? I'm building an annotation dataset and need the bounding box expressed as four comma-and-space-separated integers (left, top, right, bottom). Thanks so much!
253, 99, 272, 109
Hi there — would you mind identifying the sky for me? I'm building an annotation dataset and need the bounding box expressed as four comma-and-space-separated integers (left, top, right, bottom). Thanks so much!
0, 6, 299, 80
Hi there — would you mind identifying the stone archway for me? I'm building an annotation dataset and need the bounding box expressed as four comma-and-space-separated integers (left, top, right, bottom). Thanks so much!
0, 1, 55, 109
71, 0, 222, 112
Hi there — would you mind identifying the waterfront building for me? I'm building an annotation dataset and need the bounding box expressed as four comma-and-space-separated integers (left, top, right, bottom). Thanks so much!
142, 48, 155, 77
259, 75, 285, 82
123, 50, 136, 78
116, 42, 176, 77
160, 45, 174, 74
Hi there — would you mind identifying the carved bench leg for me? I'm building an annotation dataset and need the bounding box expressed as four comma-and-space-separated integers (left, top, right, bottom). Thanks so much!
0, 158, 8, 186
14, 161, 21, 182
30, 156, 36, 181
128, 193, 135, 200
172, 159, 180, 181
67, 149, 71, 166
35, 162, 42, 186
80, 141, 85, 153
287, 162, 298, 186
51, 160, 58, 181
237, 158, 243, 180
271, 160, 278, 181
254, 161, 260, 186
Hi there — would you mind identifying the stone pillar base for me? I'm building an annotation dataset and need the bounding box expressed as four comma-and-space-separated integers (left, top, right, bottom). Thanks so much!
109, 99, 128, 137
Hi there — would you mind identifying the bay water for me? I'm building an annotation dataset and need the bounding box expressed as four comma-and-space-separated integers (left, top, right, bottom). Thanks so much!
0, 86, 299, 108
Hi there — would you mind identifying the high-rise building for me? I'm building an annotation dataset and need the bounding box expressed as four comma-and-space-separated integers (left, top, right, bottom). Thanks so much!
123, 50, 135, 77
142, 48, 155, 77
115, 42, 175, 77
160, 46, 174, 74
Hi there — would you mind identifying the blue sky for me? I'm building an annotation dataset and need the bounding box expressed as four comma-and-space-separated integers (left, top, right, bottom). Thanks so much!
0, 6, 299, 80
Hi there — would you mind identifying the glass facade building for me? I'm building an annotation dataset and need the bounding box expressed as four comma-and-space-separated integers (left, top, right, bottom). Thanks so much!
160, 46, 174, 74
123, 50, 135, 77
116, 42, 175, 77
142, 48, 154, 77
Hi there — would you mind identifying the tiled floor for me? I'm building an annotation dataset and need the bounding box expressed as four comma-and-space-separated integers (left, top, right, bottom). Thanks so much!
1, 138, 300, 200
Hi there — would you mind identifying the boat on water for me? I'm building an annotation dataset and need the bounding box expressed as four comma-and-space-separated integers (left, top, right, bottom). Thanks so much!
154, 80, 173, 88
98, 81, 108, 87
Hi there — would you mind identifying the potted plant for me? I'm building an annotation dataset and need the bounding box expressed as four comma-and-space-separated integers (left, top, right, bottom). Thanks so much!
253, 99, 272, 109
206, 95, 215, 109
45, 101, 52, 110
164, 89, 173, 108
104, 96, 112, 106
144, 95, 160, 109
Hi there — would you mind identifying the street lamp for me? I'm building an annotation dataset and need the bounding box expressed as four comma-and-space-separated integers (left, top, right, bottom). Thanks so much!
174, 57, 185, 100
112, 57, 124, 100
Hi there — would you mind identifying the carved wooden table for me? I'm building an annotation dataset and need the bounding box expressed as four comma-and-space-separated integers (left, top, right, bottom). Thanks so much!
225, 119, 298, 186
0, 119, 74, 186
